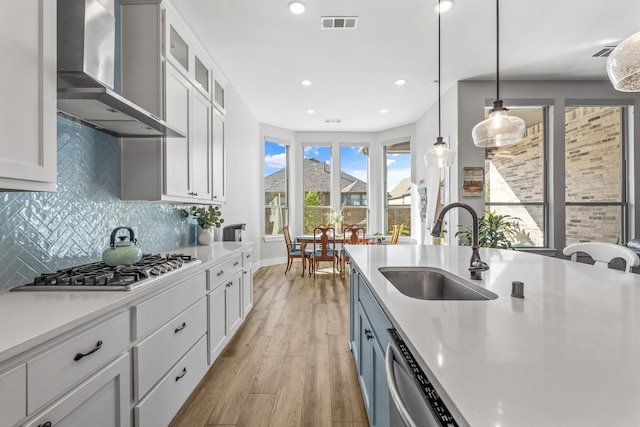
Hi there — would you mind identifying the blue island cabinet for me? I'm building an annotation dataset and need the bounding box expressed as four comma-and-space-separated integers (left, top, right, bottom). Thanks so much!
349, 264, 392, 427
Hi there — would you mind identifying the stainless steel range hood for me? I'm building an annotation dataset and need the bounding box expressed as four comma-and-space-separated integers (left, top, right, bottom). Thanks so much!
57, 0, 184, 138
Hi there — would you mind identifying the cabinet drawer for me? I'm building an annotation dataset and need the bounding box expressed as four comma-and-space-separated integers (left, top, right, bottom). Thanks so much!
0, 364, 26, 426
135, 336, 208, 427
133, 297, 207, 400
132, 271, 206, 340
358, 280, 392, 349
242, 247, 254, 267
208, 253, 242, 290
24, 353, 130, 427
27, 312, 129, 412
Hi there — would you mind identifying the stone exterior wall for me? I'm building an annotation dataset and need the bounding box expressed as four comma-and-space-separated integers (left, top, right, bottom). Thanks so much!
485, 106, 622, 246
565, 107, 621, 244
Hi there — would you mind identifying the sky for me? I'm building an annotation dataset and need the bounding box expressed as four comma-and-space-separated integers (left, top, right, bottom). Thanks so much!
265, 141, 410, 191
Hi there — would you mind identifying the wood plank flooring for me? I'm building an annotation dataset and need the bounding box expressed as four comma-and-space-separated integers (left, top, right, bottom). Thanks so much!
169, 263, 369, 427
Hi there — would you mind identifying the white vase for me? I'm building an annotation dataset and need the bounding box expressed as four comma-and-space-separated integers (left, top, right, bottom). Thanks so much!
198, 228, 214, 245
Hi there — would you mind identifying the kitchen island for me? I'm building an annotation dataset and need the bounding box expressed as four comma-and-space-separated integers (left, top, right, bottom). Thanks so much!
347, 244, 640, 426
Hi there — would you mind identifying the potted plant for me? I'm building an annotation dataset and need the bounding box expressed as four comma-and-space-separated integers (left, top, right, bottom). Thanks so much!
182, 205, 224, 245
326, 209, 344, 231
455, 210, 519, 249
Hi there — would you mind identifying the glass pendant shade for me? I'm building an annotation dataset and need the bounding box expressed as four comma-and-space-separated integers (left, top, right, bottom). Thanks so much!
472, 101, 525, 148
425, 137, 456, 168
607, 31, 640, 92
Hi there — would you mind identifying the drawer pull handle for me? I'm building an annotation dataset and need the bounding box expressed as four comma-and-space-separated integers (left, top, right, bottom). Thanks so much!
364, 329, 374, 340
174, 322, 187, 333
217, 270, 224, 277
74, 340, 103, 361
38, 422, 52, 427
233, 261, 239, 266
175, 367, 187, 381
226, 281, 233, 287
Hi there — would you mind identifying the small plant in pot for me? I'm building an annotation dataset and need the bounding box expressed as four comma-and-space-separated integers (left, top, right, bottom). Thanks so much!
182, 205, 224, 245
455, 210, 519, 249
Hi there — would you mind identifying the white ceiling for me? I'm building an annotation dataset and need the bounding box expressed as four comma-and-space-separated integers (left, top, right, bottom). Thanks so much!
171, 0, 640, 132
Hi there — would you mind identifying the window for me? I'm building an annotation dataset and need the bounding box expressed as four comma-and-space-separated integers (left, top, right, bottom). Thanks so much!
485, 107, 547, 247
303, 146, 332, 233
340, 146, 369, 232
564, 106, 627, 244
264, 140, 288, 235
384, 141, 411, 236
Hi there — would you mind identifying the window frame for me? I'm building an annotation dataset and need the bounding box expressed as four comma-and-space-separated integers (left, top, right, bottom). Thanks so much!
484, 106, 550, 248
383, 140, 412, 237
263, 138, 289, 238
563, 105, 629, 244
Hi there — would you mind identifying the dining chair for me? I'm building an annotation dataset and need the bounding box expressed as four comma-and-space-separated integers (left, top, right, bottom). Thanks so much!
311, 226, 338, 278
283, 225, 312, 274
562, 242, 640, 272
339, 225, 366, 277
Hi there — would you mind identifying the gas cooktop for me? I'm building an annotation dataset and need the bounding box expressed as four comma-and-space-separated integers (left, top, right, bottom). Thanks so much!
12, 253, 201, 291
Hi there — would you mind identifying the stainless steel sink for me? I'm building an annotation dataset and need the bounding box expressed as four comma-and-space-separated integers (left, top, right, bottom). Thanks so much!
379, 267, 498, 301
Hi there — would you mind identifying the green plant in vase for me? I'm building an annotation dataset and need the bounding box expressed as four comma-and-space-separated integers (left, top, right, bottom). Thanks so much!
182, 205, 224, 245
326, 209, 344, 231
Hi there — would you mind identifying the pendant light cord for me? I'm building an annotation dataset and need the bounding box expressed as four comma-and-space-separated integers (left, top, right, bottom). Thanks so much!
437, 0, 442, 137
495, 0, 500, 101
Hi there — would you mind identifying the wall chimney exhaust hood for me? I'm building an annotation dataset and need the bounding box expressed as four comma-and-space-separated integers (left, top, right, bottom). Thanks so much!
57, 0, 184, 138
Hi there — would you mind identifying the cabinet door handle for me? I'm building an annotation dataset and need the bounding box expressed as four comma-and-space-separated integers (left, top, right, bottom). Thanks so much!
364, 329, 374, 340
233, 261, 239, 266
226, 281, 233, 287
217, 270, 224, 277
175, 367, 187, 381
174, 322, 187, 333
38, 422, 52, 427
74, 340, 103, 361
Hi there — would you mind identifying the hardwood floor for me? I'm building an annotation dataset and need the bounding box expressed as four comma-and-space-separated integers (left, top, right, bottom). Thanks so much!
169, 263, 369, 427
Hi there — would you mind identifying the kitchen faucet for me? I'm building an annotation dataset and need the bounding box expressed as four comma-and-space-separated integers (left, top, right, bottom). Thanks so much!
430, 202, 489, 280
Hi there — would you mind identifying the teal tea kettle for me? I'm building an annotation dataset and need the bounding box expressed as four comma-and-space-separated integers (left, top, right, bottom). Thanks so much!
102, 227, 143, 266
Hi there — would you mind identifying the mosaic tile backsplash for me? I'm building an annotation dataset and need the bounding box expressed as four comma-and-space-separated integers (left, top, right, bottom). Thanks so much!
0, 116, 196, 291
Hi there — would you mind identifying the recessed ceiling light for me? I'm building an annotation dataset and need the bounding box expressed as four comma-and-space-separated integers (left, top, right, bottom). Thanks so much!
434, 0, 454, 13
288, 1, 306, 15
301, 79, 312, 86
395, 79, 407, 86
380, 109, 389, 114
306, 109, 315, 114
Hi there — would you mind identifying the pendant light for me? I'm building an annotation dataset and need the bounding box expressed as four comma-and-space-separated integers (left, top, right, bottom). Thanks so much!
471, 0, 525, 148
607, 31, 640, 92
425, 0, 456, 168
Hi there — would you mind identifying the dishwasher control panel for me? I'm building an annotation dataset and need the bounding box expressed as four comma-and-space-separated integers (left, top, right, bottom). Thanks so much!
389, 329, 459, 427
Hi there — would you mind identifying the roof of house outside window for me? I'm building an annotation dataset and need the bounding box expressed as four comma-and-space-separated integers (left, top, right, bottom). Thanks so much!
265, 157, 367, 193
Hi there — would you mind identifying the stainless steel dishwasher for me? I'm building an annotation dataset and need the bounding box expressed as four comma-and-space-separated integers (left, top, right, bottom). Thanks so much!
386, 329, 460, 427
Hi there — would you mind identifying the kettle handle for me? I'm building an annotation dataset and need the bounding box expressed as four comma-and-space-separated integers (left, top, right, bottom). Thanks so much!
109, 227, 136, 248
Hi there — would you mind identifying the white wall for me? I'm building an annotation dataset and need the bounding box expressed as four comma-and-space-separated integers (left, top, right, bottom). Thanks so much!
222, 85, 262, 262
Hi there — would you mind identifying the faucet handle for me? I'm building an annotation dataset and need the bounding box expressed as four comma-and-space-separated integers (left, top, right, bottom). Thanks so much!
469, 260, 490, 271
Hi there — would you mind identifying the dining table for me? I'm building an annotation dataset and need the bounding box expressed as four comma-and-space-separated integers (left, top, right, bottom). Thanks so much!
294, 233, 380, 277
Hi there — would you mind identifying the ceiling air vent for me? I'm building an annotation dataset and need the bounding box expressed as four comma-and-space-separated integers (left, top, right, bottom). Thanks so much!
592, 46, 616, 58
325, 118, 342, 124
321, 16, 358, 30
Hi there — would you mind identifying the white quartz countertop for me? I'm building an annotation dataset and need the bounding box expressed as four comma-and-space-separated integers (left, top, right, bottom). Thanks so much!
347, 244, 640, 427
0, 242, 250, 363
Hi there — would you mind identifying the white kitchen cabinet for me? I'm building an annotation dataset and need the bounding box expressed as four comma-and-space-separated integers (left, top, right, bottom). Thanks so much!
120, 0, 220, 204
24, 353, 130, 427
135, 336, 208, 427
132, 297, 207, 400
206, 250, 251, 364
242, 248, 254, 317
27, 311, 130, 412
0, 364, 26, 426
0, 0, 56, 191
212, 109, 226, 202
